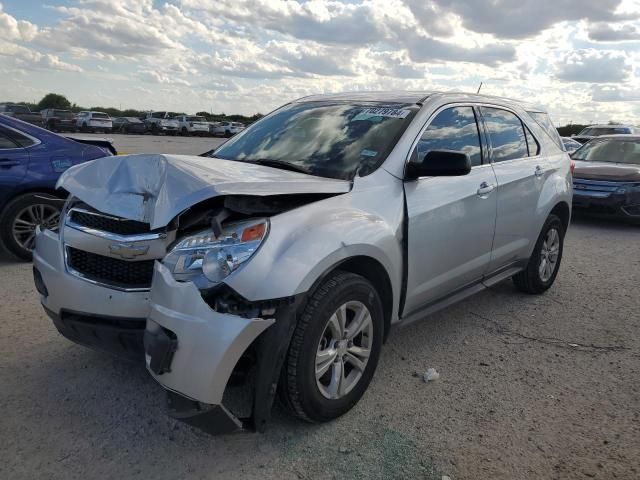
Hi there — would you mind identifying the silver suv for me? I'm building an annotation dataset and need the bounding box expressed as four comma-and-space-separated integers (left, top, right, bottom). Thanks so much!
33, 92, 572, 434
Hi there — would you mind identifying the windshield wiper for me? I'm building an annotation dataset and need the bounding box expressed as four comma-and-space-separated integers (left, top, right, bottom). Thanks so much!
248, 159, 313, 175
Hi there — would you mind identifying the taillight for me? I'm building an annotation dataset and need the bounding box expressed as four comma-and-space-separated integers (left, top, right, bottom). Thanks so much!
570, 159, 575, 175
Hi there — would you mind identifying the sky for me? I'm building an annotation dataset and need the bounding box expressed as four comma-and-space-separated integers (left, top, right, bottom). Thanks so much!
0, 0, 639, 125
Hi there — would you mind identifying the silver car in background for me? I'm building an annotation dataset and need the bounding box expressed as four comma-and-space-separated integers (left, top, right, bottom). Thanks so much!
33, 91, 572, 434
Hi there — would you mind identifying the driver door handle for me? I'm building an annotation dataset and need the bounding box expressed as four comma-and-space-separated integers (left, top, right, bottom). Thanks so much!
535, 165, 545, 177
477, 182, 495, 196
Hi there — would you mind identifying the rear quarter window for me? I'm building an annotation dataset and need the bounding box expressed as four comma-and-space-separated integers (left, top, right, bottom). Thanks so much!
528, 111, 563, 150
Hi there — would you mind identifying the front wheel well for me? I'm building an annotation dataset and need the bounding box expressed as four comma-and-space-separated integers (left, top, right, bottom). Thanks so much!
549, 201, 570, 231
326, 256, 394, 343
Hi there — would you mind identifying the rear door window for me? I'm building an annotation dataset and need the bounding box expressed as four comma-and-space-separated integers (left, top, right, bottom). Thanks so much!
416, 106, 483, 167
481, 107, 528, 162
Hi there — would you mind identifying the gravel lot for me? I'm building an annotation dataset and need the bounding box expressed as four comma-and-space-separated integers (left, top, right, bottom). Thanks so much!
1, 134, 638, 480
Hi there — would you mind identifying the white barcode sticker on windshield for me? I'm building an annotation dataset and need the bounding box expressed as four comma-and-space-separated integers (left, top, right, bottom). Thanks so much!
359, 107, 411, 119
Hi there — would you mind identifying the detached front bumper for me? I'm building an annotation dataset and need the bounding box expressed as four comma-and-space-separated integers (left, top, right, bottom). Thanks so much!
33, 228, 150, 358
145, 263, 276, 433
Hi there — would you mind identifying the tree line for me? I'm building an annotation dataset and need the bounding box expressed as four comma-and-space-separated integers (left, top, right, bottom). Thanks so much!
8, 93, 264, 125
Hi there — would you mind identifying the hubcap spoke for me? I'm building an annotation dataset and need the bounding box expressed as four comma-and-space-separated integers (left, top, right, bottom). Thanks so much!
346, 307, 371, 340
315, 348, 337, 378
327, 359, 345, 399
344, 352, 367, 373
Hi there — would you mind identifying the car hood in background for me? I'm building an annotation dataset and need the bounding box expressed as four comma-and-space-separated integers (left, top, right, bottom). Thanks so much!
57, 154, 351, 229
573, 160, 640, 182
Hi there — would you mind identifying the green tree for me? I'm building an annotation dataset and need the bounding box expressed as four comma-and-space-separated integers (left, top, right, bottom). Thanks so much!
37, 93, 71, 110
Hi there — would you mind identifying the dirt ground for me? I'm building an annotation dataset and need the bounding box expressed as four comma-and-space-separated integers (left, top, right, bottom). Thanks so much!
0, 135, 638, 479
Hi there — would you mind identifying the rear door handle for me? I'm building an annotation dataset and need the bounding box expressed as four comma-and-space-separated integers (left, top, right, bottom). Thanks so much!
535, 165, 545, 177
477, 182, 495, 196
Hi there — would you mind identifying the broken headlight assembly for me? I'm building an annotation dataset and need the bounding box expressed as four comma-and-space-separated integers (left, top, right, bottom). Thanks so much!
162, 218, 268, 287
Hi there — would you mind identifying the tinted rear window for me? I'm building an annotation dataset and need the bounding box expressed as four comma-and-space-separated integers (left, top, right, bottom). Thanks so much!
578, 127, 631, 136
91, 112, 109, 119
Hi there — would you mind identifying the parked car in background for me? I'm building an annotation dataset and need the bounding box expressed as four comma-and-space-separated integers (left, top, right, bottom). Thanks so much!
41, 109, 77, 132
76, 111, 113, 133
0, 114, 115, 260
113, 117, 147, 134
213, 121, 245, 137
562, 137, 582, 153
0, 103, 43, 126
571, 135, 640, 222
143, 111, 179, 135
174, 115, 210, 136
572, 125, 637, 144
33, 91, 571, 434
208, 121, 221, 136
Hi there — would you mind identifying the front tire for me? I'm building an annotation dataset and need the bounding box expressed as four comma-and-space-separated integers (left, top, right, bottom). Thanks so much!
513, 214, 565, 294
281, 271, 383, 423
0, 193, 62, 261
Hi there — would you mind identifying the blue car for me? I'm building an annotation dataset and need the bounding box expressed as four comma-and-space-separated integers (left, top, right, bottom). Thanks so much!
0, 114, 116, 260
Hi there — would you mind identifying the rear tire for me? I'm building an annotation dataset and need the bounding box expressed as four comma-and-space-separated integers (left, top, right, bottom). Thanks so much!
280, 271, 383, 423
513, 214, 565, 294
0, 193, 62, 261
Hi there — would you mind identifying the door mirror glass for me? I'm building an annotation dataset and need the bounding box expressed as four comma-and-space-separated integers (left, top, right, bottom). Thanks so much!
406, 150, 471, 179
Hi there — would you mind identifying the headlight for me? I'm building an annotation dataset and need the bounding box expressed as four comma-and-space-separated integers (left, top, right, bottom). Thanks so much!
162, 218, 268, 286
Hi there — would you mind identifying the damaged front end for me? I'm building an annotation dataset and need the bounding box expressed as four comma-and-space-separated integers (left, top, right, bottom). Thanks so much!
41, 154, 351, 433
145, 262, 303, 434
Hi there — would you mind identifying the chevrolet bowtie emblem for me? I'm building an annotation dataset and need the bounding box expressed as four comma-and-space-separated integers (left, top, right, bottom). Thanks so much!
109, 243, 150, 259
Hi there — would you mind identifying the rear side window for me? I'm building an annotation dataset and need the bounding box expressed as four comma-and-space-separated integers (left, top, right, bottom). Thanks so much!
0, 128, 19, 149
416, 106, 483, 167
481, 107, 528, 162
0, 126, 35, 148
528, 111, 563, 150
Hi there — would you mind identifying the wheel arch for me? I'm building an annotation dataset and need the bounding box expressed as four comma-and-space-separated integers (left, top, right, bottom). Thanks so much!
303, 255, 394, 343
549, 201, 570, 232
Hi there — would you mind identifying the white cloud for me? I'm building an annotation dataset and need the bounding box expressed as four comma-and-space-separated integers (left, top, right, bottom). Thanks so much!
555, 49, 631, 83
0, 0, 638, 124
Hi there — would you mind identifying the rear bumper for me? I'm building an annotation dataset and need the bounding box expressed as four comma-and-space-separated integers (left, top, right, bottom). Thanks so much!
33, 228, 150, 357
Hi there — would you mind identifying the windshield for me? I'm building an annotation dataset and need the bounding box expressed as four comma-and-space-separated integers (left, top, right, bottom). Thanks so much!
232, 122, 244, 127
152, 112, 168, 119
578, 127, 631, 136
211, 101, 418, 180
54, 110, 74, 118
572, 139, 640, 165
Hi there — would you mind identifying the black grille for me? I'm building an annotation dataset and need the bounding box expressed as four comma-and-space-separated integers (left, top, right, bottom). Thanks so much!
67, 247, 154, 289
70, 210, 151, 236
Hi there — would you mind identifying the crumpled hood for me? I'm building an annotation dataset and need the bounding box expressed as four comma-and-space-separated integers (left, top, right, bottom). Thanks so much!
57, 154, 351, 229
573, 160, 640, 182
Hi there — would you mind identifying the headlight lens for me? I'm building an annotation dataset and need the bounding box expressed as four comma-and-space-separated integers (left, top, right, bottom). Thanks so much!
162, 218, 268, 285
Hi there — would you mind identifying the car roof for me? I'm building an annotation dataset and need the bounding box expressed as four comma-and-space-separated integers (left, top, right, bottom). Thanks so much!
293, 90, 546, 111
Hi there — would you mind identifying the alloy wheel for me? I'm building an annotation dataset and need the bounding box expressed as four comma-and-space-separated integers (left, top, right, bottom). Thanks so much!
315, 301, 373, 400
539, 227, 560, 282
12, 204, 60, 251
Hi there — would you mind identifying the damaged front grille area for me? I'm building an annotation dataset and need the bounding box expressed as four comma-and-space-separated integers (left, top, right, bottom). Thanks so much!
68, 208, 153, 236
66, 247, 155, 290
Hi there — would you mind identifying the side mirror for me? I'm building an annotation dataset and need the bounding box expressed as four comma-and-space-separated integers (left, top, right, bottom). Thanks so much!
405, 150, 472, 180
